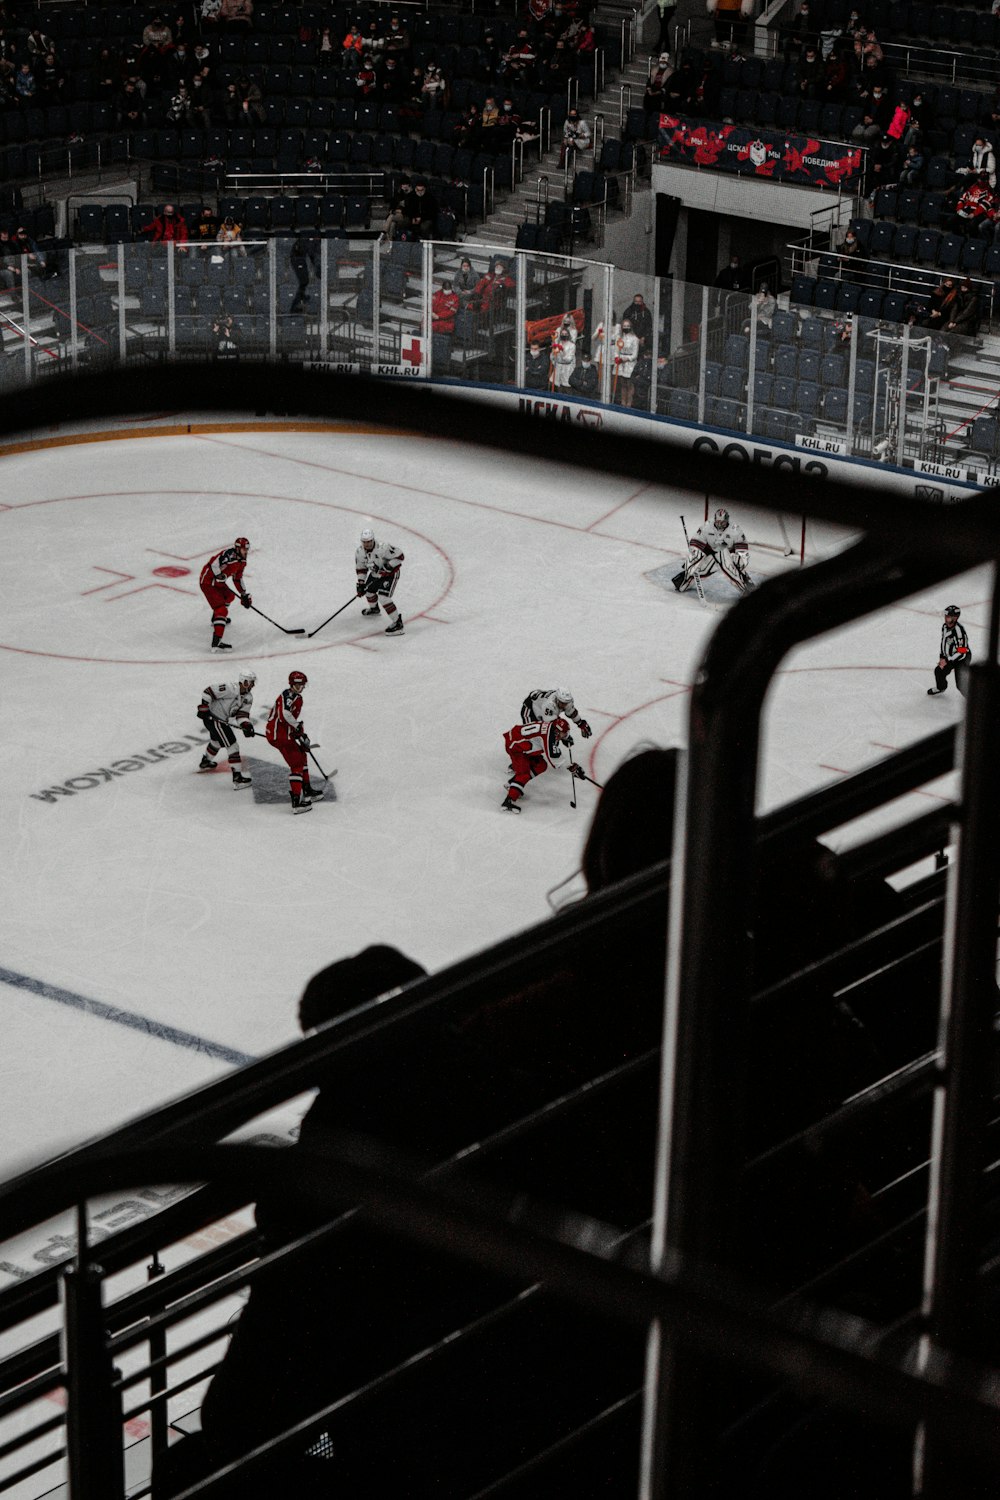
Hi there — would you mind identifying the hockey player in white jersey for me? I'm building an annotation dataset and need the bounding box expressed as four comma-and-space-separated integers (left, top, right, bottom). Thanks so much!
519, 687, 592, 738
197, 670, 256, 787
355, 526, 405, 636
928, 604, 972, 696
672, 508, 756, 596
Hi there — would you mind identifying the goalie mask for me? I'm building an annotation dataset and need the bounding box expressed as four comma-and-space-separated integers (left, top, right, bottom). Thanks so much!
713, 508, 730, 532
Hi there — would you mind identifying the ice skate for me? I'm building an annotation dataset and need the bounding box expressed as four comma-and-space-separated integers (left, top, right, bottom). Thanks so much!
927, 686, 946, 695
362, 604, 381, 616
501, 795, 521, 812
198, 755, 216, 771
305, 783, 326, 801
384, 615, 405, 635
211, 638, 232, 649
232, 771, 252, 787
291, 791, 313, 814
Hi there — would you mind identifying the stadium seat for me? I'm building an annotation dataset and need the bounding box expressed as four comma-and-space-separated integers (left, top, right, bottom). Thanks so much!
823, 387, 848, 423
773, 343, 798, 380
798, 349, 821, 382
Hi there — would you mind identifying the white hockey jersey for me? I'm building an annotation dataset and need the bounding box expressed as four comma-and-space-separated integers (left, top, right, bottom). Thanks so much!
199, 682, 253, 723
355, 539, 404, 584
520, 689, 582, 726
691, 517, 749, 561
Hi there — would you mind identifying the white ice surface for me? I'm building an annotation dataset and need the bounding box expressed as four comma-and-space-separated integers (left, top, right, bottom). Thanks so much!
0, 424, 983, 1182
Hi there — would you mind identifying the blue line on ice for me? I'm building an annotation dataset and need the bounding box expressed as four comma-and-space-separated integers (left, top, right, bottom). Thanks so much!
0, 966, 256, 1066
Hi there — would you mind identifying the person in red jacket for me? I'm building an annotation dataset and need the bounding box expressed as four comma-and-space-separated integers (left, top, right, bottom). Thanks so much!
500, 716, 585, 812
431, 279, 459, 333
148, 203, 189, 243
266, 670, 324, 813
199, 536, 252, 650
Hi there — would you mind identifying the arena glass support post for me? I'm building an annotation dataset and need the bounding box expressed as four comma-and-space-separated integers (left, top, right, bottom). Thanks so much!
599, 264, 614, 405
897, 322, 910, 469
650, 277, 661, 414
846, 313, 858, 455
267, 237, 277, 361
746, 296, 757, 435
638, 532, 962, 1499
68, 246, 79, 368
146, 1252, 169, 1476
319, 235, 329, 359
514, 251, 527, 390
166, 240, 176, 358
19, 253, 30, 383
696, 283, 708, 426
116, 241, 127, 365
916, 573, 1000, 1498
63, 1202, 125, 1500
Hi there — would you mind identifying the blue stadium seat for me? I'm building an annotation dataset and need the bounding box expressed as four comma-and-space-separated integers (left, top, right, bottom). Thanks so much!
773, 375, 797, 409
789, 274, 816, 306
823, 387, 848, 423
936, 233, 964, 268
703, 360, 722, 396
971, 416, 999, 455
721, 366, 746, 400
835, 282, 862, 313
773, 343, 798, 379
798, 349, 821, 382
798, 318, 824, 349
820, 353, 847, 385
916, 229, 941, 263
854, 358, 875, 392
797, 381, 821, 416
859, 288, 885, 317
813, 279, 839, 310
771, 309, 798, 343
753, 371, 774, 405
724, 333, 749, 368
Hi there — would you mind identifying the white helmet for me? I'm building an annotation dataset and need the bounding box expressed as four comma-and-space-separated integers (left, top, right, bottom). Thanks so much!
713, 507, 730, 531
239, 668, 257, 688
360, 526, 375, 546
554, 687, 573, 705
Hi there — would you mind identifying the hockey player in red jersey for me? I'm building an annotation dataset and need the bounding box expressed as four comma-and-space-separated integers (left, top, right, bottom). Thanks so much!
501, 716, 585, 812
265, 670, 323, 814
200, 536, 253, 650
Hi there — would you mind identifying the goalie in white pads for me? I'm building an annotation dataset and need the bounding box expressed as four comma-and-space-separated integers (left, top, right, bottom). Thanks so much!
519, 687, 592, 738
197, 670, 256, 787
673, 508, 756, 596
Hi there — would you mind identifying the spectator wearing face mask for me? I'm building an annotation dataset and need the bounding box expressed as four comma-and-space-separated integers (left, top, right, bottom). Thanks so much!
148, 203, 188, 243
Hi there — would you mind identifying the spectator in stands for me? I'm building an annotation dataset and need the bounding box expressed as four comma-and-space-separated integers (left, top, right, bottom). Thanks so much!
475, 257, 514, 315
363, 18, 384, 58
866, 133, 899, 198
116, 79, 147, 128
903, 90, 932, 146
200, 0, 222, 27
170, 41, 194, 83
946, 172, 997, 233
355, 55, 378, 96
664, 56, 699, 111
377, 54, 405, 102
631, 348, 653, 409
166, 80, 195, 123
956, 136, 998, 190
864, 83, 892, 134
454, 256, 478, 308
923, 275, 960, 332
714, 252, 745, 292
783, 0, 816, 61
421, 62, 449, 109
453, 101, 481, 147
654, 0, 678, 52
211, 311, 239, 360
821, 47, 849, 101
189, 67, 213, 125
611, 317, 640, 405
36, 53, 65, 107
216, 214, 245, 251
797, 43, 824, 100
838, 226, 865, 281
644, 54, 671, 113
289, 239, 310, 312
25, 26, 54, 60
221, 0, 254, 27
897, 141, 925, 188
148, 203, 189, 243
342, 22, 364, 70
570, 347, 599, 397
482, 28, 502, 76
622, 292, 652, 348
559, 107, 591, 166
236, 72, 265, 123
383, 13, 412, 63
710, 0, 747, 48
195, 205, 219, 241
316, 25, 335, 57
744, 281, 776, 330
142, 15, 174, 53
540, 38, 574, 91
432, 280, 459, 335
480, 92, 500, 144
382, 176, 414, 239
500, 28, 536, 83
400, 63, 425, 120
494, 95, 520, 150
14, 60, 36, 104
409, 179, 439, 240
550, 313, 578, 387
943, 278, 981, 341
525, 338, 550, 388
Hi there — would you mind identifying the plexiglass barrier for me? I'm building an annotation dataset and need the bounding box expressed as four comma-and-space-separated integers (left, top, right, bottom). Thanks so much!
0, 234, 987, 468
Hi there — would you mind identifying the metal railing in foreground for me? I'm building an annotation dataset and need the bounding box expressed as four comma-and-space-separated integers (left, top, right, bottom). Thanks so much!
0, 369, 997, 1500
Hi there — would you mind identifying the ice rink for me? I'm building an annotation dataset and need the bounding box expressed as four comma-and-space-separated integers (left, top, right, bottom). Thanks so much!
0, 419, 983, 1182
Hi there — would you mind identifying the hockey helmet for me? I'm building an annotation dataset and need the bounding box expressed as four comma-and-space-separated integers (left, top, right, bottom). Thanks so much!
554, 687, 573, 705
288, 671, 308, 688
360, 526, 375, 549
713, 507, 730, 531
944, 604, 961, 618
239, 668, 257, 688
551, 716, 571, 741
235, 535, 250, 554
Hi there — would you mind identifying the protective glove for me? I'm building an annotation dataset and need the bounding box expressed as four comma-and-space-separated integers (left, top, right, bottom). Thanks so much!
240, 593, 253, 609
356, 578, 367, 595
569, 763, 587, 780
240, 722, 255, 738
577, 719, 592, 738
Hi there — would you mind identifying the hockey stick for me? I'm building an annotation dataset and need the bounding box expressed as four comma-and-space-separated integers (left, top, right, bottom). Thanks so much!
307, 594, 359, 639
679, 515, 709, 608
247, 603, 305, 636
307, 746, 336, 784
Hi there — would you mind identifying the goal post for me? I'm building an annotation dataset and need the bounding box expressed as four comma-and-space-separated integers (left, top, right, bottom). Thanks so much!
702, 493, 805, 564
